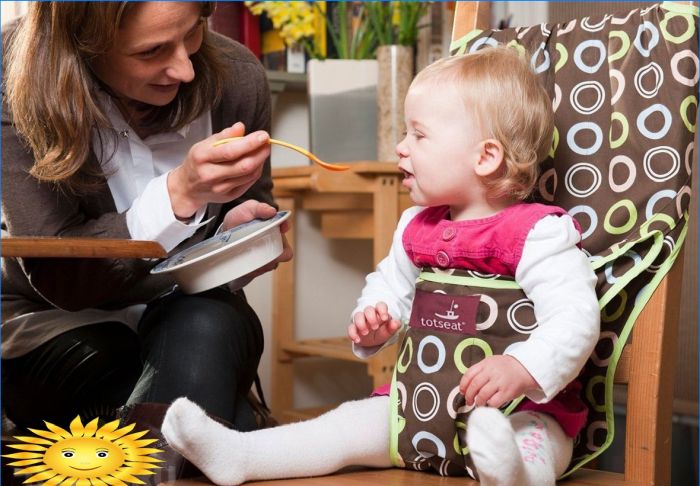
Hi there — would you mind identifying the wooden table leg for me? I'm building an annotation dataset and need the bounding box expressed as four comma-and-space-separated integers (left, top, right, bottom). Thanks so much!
271, 196, 297, 417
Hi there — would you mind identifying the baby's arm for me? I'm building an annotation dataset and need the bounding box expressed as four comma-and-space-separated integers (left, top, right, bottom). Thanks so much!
505, 214, 600, 402
462, 215, 599, 407
351, 207, 422, 358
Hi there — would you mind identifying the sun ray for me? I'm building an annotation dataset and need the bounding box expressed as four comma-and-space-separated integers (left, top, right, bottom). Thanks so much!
12, 436, 54, 446
3, 452, 44, 460
43, 474, 67, 486
91, 477, 109, 486
114, 430, 149, 444
111, 470, 145, 484
25, 469, 59, 483
76, 478, 91, 486
27, 427, 66, 442
126, 458, 165, 467
44, 421, 71, 439
59, 477, 77, 486
69, 416, 87, 437
82, 417, 100, 438
98, 423, 135, 442
14, 464, 51, 475
95, 421, 121, 437
5, 458, 44, 467
119, 465, 157, 475
6, 443, 47, 452
100, 476, 127, 486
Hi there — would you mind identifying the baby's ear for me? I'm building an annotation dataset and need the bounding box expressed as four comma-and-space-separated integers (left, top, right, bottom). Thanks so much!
474, 139, 505, 177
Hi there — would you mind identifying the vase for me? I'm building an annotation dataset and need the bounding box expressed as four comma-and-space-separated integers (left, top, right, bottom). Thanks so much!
376, 45, 414, 163
307, 59, 378, 163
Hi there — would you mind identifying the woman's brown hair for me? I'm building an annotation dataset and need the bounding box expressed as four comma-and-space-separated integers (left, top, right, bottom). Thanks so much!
4, 1, 226, 193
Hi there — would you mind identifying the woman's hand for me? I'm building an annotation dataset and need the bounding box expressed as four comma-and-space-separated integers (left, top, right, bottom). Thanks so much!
459, 355, 540, 408
348, 302, 402, 348
222, 200, 293, 285
167, 122, 271, 219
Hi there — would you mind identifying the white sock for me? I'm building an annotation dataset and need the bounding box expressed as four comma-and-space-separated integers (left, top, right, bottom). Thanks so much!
162, 396, 392, 485
466, 407, 573, 486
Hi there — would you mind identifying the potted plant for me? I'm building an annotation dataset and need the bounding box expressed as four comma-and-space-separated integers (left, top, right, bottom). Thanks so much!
245, 2, 428, 163
366, 2, 430, 161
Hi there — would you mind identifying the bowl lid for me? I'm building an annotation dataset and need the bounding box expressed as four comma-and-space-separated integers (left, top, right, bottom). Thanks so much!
150, 210, 290, 275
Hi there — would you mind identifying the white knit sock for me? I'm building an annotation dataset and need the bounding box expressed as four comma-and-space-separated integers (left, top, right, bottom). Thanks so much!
162, 396, 392, 485
466, 407, 573, 486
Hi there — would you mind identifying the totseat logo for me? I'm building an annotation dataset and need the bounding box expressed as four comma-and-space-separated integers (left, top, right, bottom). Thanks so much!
409, 289, 479, 335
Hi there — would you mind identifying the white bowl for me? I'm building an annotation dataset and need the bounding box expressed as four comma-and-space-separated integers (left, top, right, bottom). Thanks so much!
151, 211, 290, 294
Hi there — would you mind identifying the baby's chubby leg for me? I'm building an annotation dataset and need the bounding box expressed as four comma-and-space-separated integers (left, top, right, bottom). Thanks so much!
467, 408, 573, 486
162, 395, 392, 486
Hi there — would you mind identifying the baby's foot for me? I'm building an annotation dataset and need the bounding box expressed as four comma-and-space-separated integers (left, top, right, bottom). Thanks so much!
162, 397, 247, 485
467, 407, 524, 486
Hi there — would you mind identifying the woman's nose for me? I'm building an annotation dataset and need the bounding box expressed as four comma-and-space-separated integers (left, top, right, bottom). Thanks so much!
165, 45, 195, 83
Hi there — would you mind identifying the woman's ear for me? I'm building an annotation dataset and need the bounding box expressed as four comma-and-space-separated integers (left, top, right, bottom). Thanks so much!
474, 139, 505, 177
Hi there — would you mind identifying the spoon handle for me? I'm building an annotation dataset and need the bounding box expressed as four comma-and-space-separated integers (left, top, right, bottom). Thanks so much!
213, 137, 350, 172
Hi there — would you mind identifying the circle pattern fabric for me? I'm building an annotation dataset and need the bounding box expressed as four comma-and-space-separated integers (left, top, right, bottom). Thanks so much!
391, 3, 697, 477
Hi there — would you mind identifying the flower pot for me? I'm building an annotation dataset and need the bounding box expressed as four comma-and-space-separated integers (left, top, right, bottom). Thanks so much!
307, 59, 378, 163
377, 45, 414, 163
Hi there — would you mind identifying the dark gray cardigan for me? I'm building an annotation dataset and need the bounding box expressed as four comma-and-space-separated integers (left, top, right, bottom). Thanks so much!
1, 30, 275, 320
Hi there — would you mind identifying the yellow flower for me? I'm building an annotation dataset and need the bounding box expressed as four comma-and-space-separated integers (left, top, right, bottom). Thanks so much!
245, 2, 316, 45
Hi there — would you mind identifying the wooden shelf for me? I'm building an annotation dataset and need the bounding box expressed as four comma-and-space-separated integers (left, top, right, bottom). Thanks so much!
280, 337, 363, 363
271, 164, 404, 421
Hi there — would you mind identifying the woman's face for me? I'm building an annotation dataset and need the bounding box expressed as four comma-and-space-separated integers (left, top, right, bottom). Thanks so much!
91, 2, 204, 108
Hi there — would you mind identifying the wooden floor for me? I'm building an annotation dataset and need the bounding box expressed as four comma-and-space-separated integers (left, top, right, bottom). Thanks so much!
169, 467, 634, 486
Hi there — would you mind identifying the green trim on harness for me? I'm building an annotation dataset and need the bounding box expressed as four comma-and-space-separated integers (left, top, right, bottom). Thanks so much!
418, 272, 522, 289
561, 219, 688, 477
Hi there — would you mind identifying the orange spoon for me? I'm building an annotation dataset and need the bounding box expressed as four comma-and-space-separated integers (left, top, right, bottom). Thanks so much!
212, 137, 350, 172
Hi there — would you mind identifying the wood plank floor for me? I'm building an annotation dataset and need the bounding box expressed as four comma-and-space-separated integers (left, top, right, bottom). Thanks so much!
168, 467, 633, 486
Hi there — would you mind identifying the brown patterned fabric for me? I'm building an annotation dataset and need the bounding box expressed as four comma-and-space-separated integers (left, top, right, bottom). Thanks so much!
389, 3, 697, 477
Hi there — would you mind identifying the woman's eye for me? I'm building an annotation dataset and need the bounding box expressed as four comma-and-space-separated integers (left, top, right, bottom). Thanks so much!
138, 46, 160, 57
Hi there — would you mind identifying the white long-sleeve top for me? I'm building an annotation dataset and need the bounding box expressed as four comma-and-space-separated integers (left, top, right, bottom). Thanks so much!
352, 206, 600, 404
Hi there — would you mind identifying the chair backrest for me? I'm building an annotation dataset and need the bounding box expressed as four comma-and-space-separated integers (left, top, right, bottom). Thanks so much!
450, 2, 697, 484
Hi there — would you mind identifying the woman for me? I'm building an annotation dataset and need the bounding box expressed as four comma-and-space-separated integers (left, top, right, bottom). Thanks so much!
1, 1, 290, 435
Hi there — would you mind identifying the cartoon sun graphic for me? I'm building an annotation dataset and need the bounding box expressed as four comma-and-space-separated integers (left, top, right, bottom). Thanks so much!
3, 415, 164, 485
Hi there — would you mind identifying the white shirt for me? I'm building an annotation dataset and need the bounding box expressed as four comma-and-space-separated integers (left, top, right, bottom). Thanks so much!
352, 206, 600, 403
2, 96, 213, 359
95, 91, 213, 251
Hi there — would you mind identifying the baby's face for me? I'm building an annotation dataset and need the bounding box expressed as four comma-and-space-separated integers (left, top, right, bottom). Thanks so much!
396, 82, 485, 210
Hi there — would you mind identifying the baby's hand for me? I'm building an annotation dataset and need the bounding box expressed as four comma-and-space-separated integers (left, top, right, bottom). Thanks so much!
459, 355, 539, 409
348, 302, 401, 348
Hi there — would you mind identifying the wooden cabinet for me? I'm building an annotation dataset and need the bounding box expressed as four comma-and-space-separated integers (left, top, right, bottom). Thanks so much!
270, 162, 411, 421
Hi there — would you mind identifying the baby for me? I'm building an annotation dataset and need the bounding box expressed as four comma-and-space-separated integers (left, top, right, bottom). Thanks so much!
162, 46, 600, 486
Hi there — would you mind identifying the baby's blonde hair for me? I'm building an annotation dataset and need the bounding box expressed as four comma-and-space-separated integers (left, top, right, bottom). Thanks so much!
413, 46, 554, 201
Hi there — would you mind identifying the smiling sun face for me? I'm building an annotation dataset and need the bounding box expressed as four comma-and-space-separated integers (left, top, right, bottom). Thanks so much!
43, 437, 125, 478
3, 415, 163, 485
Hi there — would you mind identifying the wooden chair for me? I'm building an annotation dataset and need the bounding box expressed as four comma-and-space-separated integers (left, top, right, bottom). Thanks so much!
208, 2, 695, 486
